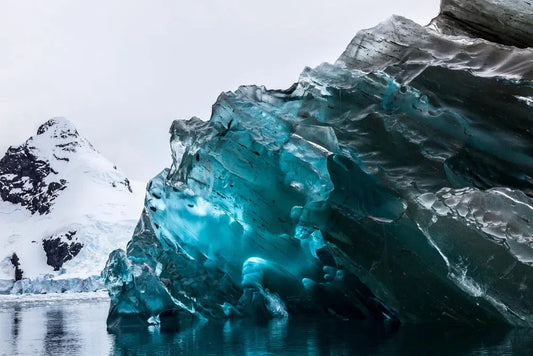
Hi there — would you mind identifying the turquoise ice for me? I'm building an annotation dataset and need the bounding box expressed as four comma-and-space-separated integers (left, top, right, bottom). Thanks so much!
103, 0, 533, 329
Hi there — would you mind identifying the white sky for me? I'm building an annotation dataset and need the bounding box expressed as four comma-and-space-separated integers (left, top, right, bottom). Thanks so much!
0, 0, 440, 181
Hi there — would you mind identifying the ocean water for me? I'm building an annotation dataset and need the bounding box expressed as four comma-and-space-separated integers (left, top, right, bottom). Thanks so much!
0, 296, 532, 355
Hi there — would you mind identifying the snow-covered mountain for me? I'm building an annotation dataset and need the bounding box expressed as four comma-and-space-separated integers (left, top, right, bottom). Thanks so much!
0, 118, 144, 294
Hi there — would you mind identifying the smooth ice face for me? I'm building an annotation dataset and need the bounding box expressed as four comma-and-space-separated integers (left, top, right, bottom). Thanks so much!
104, 0, 533, 328
432, 0, 533, 48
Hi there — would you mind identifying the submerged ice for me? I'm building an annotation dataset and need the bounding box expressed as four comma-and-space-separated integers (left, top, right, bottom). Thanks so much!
103, 0, 533, 328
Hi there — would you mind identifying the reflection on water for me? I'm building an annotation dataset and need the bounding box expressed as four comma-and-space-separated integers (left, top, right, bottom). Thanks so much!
10, 305, 20, 343
0, 298, 533, 355
110, 318, 398, 355
0, 298, 108, 356
43, 309, 81, 356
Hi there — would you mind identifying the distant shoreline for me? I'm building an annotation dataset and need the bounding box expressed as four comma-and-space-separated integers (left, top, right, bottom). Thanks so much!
0, 290, 109, 308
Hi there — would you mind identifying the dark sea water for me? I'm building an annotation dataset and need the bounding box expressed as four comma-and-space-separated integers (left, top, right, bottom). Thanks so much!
1, 297, 532, 356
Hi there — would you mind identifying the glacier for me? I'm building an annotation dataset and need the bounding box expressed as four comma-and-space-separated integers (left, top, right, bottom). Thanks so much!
103, 0, 533, 328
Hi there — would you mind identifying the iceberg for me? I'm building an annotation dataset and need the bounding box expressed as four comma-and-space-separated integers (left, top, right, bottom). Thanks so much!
103, 0, 533, 328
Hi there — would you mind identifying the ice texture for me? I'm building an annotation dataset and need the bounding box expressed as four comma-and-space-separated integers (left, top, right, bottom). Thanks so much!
431, 0, 533, 48
104, 0, 533, 327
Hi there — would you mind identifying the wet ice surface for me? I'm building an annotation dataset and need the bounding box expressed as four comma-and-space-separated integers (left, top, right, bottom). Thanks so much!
1, 297, 533, 356
104, 6, 533, 326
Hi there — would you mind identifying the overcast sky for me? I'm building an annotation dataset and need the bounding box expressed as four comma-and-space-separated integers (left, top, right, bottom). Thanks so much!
0, 0, 440, 181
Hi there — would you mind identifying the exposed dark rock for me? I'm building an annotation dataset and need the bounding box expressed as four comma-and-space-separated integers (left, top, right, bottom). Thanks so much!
10, 253, 23, 281
42, 231, 83, 271
112, 178, 133, 193
0, 145, 67, 214
0, 119, 80, 215
123, 178, 132, 193
53, 154, 69, 162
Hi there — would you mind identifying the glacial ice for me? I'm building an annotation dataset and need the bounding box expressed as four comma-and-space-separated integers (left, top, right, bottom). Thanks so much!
104, 0, 533, 328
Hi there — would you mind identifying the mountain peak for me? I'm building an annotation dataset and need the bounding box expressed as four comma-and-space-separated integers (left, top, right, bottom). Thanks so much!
0, 117, 144, 288
31, 117, 90, 154
36, 117, 79, 138
0, 117, 132, 215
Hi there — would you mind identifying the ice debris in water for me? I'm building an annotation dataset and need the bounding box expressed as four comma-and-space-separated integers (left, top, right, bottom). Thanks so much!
103, 0, 533, 328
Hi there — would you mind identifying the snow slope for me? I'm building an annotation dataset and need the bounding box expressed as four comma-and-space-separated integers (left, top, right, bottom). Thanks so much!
0, 118, 145, 294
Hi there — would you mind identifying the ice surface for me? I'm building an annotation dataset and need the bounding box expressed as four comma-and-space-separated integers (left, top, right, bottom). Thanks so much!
104, 0, 533, 327
431, 0, 533, 48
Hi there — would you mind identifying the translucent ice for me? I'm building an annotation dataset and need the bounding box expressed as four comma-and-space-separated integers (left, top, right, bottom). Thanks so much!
104, 0, 533, 328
